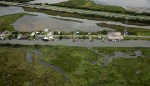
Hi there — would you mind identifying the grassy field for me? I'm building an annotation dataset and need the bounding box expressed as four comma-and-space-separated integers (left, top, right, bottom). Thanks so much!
0, 44, 150, 86
97, 23, 150, 36
124, 37, 150, 41
0, 13, 33, 31
54, 0, 150, 16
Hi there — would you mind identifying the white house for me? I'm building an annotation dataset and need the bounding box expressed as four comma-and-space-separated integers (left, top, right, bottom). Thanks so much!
30, 32, 36, 36
108, 32, 123, 41
44, 28, 49, 32
17, 34, 22, 40
47, 31, 54, 40
0, 31, 10, 40
43, 31, 54, 41
0, 33, 5, 40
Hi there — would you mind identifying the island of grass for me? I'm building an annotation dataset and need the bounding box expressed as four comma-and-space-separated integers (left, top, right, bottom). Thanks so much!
53, 0, 150, 16
97, 23, 150, 36
0, 44, 150, 86
23, 7, 150, 26
0, 13, 34, 31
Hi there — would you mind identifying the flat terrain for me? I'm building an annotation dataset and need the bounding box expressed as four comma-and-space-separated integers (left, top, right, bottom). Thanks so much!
1, 1, 150, 25
0, 45, 150, 86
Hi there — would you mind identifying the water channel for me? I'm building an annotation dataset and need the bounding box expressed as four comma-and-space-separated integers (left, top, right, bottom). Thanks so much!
24, 49, 70, 81
1, 6, 150, 32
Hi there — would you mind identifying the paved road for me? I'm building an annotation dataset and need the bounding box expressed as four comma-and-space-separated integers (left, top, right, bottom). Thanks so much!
1, 1, 150, 21
0, 39, 150, 47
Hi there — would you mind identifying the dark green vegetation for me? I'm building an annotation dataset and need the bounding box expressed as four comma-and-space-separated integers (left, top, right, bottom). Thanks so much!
51, 17, 83, 23
0, 13, 30, 31
23, 7, 107, 21
0, 45, 66, 86
54, 0, 150, 16
97, 23, 150, 36
4, 0, 32, 3
54, 0, 126, 13
0, 44, 150, 86
124, 37, 150, 41
23, 7, 150, 26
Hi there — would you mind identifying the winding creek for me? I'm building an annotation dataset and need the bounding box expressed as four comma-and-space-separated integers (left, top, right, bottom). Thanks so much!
24, 49, 70, 82
24, 47, 145, 81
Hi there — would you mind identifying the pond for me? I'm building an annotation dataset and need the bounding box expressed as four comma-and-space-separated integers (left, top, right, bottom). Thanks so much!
13, 13, 112, 32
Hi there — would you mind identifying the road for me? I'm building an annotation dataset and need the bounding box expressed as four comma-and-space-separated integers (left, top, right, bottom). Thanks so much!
0, 39, 150, 47
0, 1, 150, 21
37, 35, 150, 39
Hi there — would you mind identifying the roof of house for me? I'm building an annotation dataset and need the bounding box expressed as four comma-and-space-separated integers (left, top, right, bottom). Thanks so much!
108, 32, 121, 36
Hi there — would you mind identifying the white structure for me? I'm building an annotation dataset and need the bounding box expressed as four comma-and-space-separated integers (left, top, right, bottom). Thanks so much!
17, 34, 22, 40
30, 31, 40, 36
0, 33, 5, 40
30, 32, 36, 36
108, 32, 123, 41
47, 31, 54, 40
0, 31, 10, 40
75, 30, 80, 35
44, 28, 49, 32
58, 30, 61, 35
43, 31, 54, 41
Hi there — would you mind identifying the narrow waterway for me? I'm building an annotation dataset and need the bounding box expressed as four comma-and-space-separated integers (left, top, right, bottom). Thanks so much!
24, 50, 70, 82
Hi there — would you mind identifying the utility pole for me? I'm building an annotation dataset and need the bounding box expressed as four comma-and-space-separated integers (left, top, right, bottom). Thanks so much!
123, 5, 128, 35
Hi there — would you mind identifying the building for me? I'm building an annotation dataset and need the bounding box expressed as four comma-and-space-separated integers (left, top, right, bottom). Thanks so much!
0, 31, 10, 40
44, 28, 49, 32
17, 34, 22, 40
0, 33, 5, 40
30, 31, 40, 37
43, 31, 54, 41
108, 32, 123, 41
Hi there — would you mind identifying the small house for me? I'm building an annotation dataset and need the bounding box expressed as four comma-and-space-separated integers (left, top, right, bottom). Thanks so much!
108, 32, 123, 41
